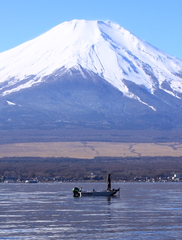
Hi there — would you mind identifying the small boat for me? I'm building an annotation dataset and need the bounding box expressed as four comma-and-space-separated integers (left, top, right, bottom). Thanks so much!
72, 174, 120, 197
25, 179, 38, 183
72, 187, 120, 197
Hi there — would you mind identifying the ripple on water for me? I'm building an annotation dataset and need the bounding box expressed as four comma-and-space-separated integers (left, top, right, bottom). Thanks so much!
0, 182, 182, 239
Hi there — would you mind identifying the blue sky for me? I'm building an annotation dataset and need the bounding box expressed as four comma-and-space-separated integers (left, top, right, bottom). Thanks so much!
0, 0, 182, 59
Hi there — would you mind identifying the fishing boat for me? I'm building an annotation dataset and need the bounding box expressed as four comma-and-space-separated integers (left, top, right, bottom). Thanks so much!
72, 174, 120, 197
72, 187, 120, 197
25, 179, 38, 183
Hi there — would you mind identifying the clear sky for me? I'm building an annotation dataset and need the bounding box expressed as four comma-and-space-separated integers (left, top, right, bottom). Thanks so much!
0, 0, 182, 59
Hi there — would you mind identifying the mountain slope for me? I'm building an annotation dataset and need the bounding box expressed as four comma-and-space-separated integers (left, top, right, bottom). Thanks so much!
0, 19, 182, 134
1, 20, 182, 98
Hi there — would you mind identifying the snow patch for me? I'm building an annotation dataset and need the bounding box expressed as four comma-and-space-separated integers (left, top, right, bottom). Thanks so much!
6, 100, 21, 107
7, 100, 16, 106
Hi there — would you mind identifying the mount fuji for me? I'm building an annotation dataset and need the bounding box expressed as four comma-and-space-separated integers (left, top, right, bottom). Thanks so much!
1, 19, 182, 138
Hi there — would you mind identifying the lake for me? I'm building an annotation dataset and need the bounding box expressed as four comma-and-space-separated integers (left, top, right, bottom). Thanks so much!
0, 182, 182, 239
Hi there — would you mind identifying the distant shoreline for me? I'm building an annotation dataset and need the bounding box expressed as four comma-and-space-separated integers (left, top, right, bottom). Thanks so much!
1, 155, 182, 182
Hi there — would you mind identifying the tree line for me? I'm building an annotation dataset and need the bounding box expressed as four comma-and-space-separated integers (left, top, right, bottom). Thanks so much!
0, 156, 182, 181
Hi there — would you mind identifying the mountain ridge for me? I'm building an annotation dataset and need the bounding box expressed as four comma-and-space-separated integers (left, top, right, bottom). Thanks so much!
1, 19, 182, 136
1, 20, 182, 99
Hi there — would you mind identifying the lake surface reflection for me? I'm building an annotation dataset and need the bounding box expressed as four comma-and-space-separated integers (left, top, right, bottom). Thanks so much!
0, 182, 182, 239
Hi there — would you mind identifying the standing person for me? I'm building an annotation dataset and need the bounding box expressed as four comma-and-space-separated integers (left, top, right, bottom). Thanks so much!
107, 174, 111, 191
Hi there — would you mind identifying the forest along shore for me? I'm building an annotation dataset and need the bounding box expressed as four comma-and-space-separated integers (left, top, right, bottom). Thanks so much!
1, 156, 182, 182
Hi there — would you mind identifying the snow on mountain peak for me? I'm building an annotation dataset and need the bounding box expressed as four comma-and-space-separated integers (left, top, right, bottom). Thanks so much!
1, 19, 182, 98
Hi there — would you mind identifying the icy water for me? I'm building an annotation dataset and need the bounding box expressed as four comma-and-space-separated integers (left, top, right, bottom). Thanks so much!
0, 182, 182, 240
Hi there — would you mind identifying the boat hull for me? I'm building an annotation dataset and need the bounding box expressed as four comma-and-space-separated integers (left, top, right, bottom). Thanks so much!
81, 190, 118, 197
73, 187, 120, 197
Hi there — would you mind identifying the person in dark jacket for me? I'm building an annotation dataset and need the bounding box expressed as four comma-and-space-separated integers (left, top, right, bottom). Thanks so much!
107, 174, 111, 191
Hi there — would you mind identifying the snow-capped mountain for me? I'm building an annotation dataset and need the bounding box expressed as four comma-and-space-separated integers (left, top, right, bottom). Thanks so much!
1, 19, 182, 132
